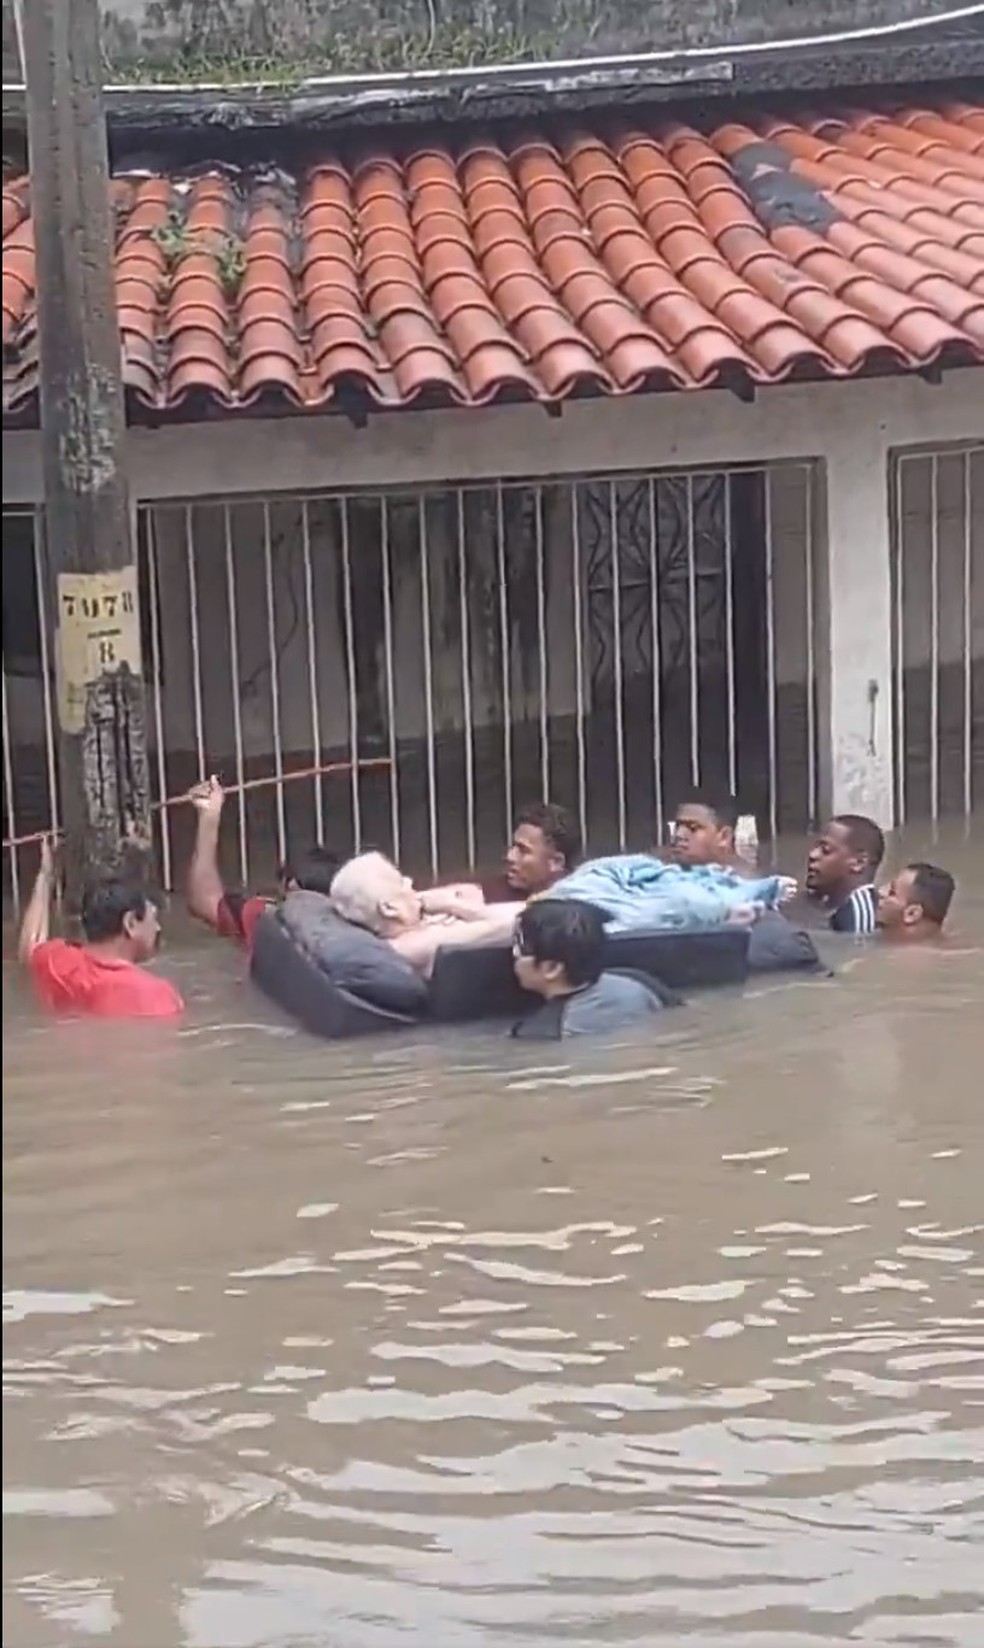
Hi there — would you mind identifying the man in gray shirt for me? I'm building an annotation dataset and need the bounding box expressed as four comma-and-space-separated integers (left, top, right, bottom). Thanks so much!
511, 898, 673, 1041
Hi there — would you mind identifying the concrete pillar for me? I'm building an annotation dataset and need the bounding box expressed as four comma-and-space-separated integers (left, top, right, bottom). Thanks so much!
815, 426, 895, 828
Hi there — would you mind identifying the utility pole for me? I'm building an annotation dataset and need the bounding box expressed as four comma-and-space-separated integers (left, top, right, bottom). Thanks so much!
23, 0, 151, 908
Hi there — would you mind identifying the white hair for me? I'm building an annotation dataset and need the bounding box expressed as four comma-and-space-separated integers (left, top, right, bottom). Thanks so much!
330, 852, 401, 935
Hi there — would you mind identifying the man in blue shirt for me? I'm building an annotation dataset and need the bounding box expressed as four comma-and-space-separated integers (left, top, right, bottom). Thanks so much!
511, 898, 672, 1040
806, 814, 885, 934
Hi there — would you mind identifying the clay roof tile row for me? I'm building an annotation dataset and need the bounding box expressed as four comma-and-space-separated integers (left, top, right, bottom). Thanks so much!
3, 98, 982, 422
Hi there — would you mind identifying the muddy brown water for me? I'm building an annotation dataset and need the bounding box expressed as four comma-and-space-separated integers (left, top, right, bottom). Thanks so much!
3, 826, 983, 1648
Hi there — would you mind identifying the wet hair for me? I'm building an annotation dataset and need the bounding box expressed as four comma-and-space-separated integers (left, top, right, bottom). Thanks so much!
906, 862, 955, 926
329, 851, 399, 935
81, 878, 157, 943
676, 788, 739, 831
514, 802, 581, 870
832, 814, 886, 874
279, 845, 342, 898
515, 898, 606, 988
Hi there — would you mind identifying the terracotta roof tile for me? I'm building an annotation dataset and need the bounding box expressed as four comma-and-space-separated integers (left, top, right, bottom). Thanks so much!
4, 98, 983, 422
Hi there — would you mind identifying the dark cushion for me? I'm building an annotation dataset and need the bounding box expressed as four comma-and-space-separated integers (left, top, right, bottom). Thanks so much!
746, 911, 825, 974
250, 906, 427, 1038
428, 926, 747, 1024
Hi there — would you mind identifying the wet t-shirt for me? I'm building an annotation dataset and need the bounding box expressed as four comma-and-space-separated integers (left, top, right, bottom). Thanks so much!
28, 940, 184, 1020
216, 892, 270, 954
513, 970, 666, 1041
830, 884, 879, 935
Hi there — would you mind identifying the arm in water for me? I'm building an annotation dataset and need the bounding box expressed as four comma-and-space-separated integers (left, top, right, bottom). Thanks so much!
392, 903, 525, 978
186, 776, 228, 928
18, 836, 55, 964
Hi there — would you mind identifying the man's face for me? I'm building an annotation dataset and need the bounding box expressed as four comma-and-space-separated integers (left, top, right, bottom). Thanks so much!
876, 868, 919, 933
505, 823, 564, 895
671, 804, 732, 867
806, 822, 860, 898
125, 901, 162, 962
378, 864, 423, 930
512, 930, 562, 997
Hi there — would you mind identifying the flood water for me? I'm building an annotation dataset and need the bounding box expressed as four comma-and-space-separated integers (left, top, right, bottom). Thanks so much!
3, 825, 983, 1648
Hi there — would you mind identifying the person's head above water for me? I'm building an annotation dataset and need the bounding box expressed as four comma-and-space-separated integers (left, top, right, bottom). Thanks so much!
806, 814, 885, 902
279, 845, 342, 899
504, 803, 581, 895
877, 862, 954, 942
329, 852, 422, 937
81, 878, 163, 963
512, 898, 605, 999
670, 789, 739, 867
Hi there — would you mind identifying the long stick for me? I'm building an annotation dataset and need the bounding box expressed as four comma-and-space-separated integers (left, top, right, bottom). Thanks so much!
2, 758, 392, 851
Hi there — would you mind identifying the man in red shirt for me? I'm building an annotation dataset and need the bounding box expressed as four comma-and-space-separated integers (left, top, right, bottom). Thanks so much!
185, 776, 338, 953
19, 839, 184, 1020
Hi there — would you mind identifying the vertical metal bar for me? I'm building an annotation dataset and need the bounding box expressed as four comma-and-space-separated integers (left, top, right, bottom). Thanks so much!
647, 477, 664, 846
962, 450, 974, 823
803, 464, 817, 828
32, 509, 60, 838
418, 495, 439, 880
456, 489, 477, 869
609, 481, 627, 849
929, 453, 940, 824
685, 471, 700, 785
223, 504, 248, 886
262, 499, 287, 864
893, 455, 907, 827
1, 650, 20, 914
144, 510, 172, 892
183, 503, 206, 781
764, 467, 779, 846
534, 485, 550, 800
495, 482, 514, 840
722, 472, 737, 803
338, 496, 361, 853
571, 483, 588, 850
299, 500, 325, 850
380, 497, 401, 865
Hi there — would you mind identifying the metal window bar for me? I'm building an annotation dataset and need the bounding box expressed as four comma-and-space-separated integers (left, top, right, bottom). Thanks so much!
534, 484, 550, 802
763, 468, 779, 845
222, 503, 249, 886
891, 444, 981, 830
143, 510, 173, 893
380, 496, 401, 865
184, 504, 206, 784
455, 488, 477, 869
418, 495, 439, 880
299, 499, 325, 853
647, 477, 664, 847
5, 460, 843, 907
261, 500, 288, 865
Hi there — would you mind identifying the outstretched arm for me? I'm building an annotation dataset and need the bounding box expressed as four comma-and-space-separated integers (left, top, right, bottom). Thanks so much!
185, 776, 228, 927
18, 837, 55, 964
391, 903, 524, 979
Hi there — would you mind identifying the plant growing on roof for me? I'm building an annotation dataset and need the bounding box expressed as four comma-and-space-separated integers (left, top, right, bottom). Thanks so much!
149, 211, 246, 296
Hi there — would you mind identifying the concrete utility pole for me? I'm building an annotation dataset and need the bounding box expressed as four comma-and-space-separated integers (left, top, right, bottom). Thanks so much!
22, 0, 152, 907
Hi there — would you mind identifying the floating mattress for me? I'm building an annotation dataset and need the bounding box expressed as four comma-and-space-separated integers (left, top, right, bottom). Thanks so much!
428, 925, 749, 1024
252, 905, 753, 1040
250, 902, 427, 1038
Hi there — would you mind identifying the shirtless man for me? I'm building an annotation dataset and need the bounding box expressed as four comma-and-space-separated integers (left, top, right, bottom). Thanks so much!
876, 862, 955, 943
330, 852, 521, 978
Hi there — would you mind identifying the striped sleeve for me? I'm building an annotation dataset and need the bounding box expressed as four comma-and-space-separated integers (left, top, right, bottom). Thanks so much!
830, 886, 879, 935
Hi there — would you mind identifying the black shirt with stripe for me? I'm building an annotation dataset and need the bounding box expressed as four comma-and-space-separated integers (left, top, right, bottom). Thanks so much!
830, 884, 879, 935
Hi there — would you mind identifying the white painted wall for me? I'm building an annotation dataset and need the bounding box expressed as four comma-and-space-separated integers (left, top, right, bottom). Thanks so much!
4, 371, 983, 826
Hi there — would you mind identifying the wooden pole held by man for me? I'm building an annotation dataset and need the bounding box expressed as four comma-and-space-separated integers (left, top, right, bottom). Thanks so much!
22, 0, 152, 906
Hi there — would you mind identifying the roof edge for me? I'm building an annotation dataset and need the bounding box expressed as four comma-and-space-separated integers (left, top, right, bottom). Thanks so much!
3, 14, 983, 136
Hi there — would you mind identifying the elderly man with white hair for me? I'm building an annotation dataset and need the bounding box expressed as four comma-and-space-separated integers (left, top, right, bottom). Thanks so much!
330, 852, 522, 978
